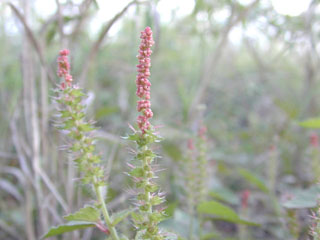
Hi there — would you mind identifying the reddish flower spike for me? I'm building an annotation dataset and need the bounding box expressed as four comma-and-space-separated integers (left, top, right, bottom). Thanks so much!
135, 27, 155, 134
57, 49, 73, 88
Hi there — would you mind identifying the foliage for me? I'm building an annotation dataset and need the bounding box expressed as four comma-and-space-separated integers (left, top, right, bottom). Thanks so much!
1, 0, 320, 239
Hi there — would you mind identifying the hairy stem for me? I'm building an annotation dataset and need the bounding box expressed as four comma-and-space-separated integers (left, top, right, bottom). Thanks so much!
94, 182, 120, 240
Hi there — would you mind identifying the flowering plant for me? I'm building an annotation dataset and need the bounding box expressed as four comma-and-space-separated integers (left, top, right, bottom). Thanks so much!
43, 27, 173, 240
124, 27, 170, 240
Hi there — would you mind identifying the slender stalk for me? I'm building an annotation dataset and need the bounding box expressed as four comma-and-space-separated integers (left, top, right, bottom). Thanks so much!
94, 182, 120, 240
127, 27, 170, 239
54, 50, 122, 239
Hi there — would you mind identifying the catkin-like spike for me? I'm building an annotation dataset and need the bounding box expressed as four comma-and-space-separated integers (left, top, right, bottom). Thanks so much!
54, 50, 121, 240
56, 49, 104, 186
127, 27, 174, 240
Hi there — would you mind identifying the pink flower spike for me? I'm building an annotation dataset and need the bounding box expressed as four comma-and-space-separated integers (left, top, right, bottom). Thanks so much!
135, 27, 155, 134
59, 49, 70, 56
57, 49, 73, 87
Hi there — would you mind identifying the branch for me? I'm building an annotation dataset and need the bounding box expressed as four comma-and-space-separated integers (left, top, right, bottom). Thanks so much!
8, 3, 55, 85
78, 0, 146, 85
70, 0, 95, 42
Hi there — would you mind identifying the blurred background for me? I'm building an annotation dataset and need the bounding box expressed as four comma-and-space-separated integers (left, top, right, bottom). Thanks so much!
1, 0, 320, 239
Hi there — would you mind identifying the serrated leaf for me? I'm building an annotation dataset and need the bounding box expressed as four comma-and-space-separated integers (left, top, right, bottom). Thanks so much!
111, 208, 134, 226
64, 206, 100, 222
42, 221, 95, 239
299, 118, 320, 128
238, 168, 269, 193
197, 201, 259, 226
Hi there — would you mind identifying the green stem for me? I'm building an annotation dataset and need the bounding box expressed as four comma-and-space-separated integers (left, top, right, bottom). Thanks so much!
94, 182, 120, 240
143, 148, 152, 214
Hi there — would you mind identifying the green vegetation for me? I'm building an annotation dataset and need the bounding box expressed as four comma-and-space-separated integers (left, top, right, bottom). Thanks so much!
1, 0, 320, 239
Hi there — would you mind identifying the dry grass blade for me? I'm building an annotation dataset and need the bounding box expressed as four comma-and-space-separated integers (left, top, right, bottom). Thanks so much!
0, 179, 23, 202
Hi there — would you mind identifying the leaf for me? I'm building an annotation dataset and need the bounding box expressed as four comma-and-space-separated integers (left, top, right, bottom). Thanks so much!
282, 185, 320, 209
111, 208, 134, 226
129, 167, 144, 177
78, 123, 95, 132
197, 201, 259, 226
299, 118, 320, 128
69, 88, 85, 98
64, 206, 100, 222
42, 221, 95, 239
238, 168, 269, 193
122, 133, 140, 141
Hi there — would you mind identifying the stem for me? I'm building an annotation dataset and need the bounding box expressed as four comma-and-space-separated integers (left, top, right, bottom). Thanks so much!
94, 182, 120, 240
143, 146, 152, 214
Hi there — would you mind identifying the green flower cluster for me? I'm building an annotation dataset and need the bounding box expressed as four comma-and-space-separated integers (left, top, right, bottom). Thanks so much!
126, 129, 167, 239
55, 85, 104, 186
184, 126, 209, 211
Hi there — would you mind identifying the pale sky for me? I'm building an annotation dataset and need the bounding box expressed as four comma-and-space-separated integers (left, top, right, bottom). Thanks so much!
4, 0, 314, 38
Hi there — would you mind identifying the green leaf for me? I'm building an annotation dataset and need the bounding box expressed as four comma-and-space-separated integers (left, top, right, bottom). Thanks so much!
129, 167, 144, 177
238, 168, 269, 193
59, 110, 71, 118
197, 201, 259, 226
150, 195, 164, 206
122, 133, 140, 141
299, 118, 320, 128
78, 123, 95, 132
70, 88, 85, 97
63, 119, 76, 129
111, 208, 134, 226
131, 212, 144, 223
42, 221, 95, 239
282, 185, 320, 209
64, 206, 100, 222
